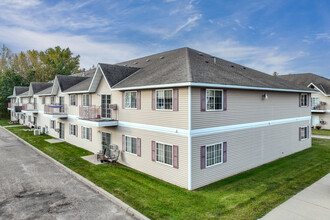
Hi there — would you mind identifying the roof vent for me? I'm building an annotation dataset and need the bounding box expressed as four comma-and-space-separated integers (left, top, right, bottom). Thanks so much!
160, 56, 164, 59
231, 65, 234, 68
213, 57, 216, 64
124, 64, 127, 66
134, 62, 138, 64
205, 61, 209, 63
243, 67, 246, 69
198, 53, 203, 56
146, 59, 150, 62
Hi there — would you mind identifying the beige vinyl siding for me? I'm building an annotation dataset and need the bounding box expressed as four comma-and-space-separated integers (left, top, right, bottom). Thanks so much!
190, 120, 311, 190
192, 87, 311, 129
99, 126, 189, 188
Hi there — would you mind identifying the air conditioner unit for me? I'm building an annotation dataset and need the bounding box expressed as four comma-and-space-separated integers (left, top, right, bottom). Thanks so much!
41, 127, 45, 134
34, 129, 40, 136
55, 128, 60, 133
109, 144, 119, 150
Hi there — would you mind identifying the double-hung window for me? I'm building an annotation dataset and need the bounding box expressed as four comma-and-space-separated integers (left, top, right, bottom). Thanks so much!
70, 94, 76, 106
50, 120, 55, 129
42, 97, 45, 104
206, 89, 223, 111
300, 93, 308, 107
156, 142, 173, 165
125, 136, 137, 154
156, 89, 172, 110
125, 91, 137, 109
206, 143, 223, 167
50, 96, 55, 105
70, 124, 76, 136
300, 126, 308, 140
82, 127, 91, 140
82, 94, 90, 106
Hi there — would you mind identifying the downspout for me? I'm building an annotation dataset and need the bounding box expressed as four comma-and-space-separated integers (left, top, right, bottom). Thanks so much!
188, 86, 192, 190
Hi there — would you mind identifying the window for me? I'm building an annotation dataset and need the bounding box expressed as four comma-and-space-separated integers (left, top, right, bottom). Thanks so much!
206, 89, 223, 111
300, 127, 308, 140
300, 93, 308, 107
206, 143, 223, 167
156, 142, 173, 165
83, 94, 90, 106
70, 124, 76, 136
29, 97, 31, 103
28, 116, 31, 122
70, 94, 76, 106
125, 91, 137, 109
82, 127, 91, 140
125, 136, 137, 154
50, 96, 55, 104
42, 97, 45, 104
50, 120, 55, 129
156, 89, 172, 110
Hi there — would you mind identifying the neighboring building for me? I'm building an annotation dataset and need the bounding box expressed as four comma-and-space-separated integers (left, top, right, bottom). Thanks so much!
8, 48, 313, 190
279, 73, 330, 129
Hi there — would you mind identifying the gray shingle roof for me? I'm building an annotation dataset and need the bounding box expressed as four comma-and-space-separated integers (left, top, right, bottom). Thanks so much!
63, 77, 93, 92
112, 47, 310, 91
56, 75, 89, 91
279, 73, 330, 95
14, 86, 29, 95
17, 91, 29, 97
35, 85, 53, 95
30, 82, 53, 94
99, 63, 140, 87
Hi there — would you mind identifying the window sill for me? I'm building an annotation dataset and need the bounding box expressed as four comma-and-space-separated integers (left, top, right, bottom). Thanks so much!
155, 160, 173, 168
206, 109, 224, 112
206, 161, 223, 168
124, 151, 138, 156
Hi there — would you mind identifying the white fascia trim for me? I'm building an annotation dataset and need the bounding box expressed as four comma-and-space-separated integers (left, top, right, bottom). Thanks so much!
112, 82, 317, 93
312, 110, 330, 113
87, 65, 100, 92
307, 83, 329, 96
191, 116, 311, 137
61, 90, 89, 94
77, 119, 118, 127
118, 121, 189, 137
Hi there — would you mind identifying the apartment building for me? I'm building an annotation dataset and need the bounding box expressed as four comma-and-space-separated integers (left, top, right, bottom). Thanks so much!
280, 73, 330, 129
8, 47, 313, 190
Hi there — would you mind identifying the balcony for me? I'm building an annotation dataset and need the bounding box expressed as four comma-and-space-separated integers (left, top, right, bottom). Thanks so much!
7, 102, 15, 110
22, 103, 38, 114
44, 104, 68, 118
78, 105, 118, 127
312, 102, 327, 113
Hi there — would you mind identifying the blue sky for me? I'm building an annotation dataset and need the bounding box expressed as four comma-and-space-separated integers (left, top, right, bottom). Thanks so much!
0, 0, 329, 77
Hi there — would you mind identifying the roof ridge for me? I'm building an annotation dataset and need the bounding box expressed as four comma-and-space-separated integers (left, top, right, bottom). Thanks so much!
185, 48, 193, 82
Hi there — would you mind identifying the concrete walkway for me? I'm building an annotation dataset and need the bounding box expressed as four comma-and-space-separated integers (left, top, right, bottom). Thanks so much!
262, 173, 330, 220
312, 134, 330, 139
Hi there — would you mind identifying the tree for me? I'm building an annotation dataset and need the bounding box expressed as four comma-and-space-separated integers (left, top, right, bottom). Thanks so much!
0, 44, 14, 73
0, 69, 26, 111
273, 72, 279, 76
40, 46, 80, 79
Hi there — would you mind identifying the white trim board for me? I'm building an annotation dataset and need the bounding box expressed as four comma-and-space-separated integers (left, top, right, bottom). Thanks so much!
117, 116, 310, 137
190, 116, 311, 137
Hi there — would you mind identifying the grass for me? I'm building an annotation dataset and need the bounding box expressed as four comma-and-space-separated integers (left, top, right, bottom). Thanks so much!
0, 119, 19, 126
5, 126, 330, 220
312, 129, 330, 136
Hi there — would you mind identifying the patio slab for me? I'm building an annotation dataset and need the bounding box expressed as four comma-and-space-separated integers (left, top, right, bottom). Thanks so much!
82, 154, 103, 165
45, 139, 65, 144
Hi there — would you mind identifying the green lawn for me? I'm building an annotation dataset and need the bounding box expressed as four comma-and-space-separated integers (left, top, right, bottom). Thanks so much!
312, 129, 330, 136
5, 126, 330, 220
0, 119, 19, 126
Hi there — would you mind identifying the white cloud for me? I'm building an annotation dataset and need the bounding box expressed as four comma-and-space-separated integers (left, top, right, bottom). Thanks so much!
0, 26, 151, 69
167, 14, 202, 38
189, 38, 306, 74
316, 33, 330, 40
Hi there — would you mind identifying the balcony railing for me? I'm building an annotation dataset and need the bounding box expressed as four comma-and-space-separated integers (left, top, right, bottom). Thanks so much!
22, 103, 37, 111
79, 105, 117, 120
44, 104, 67, 115
312, 102, 327, 110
